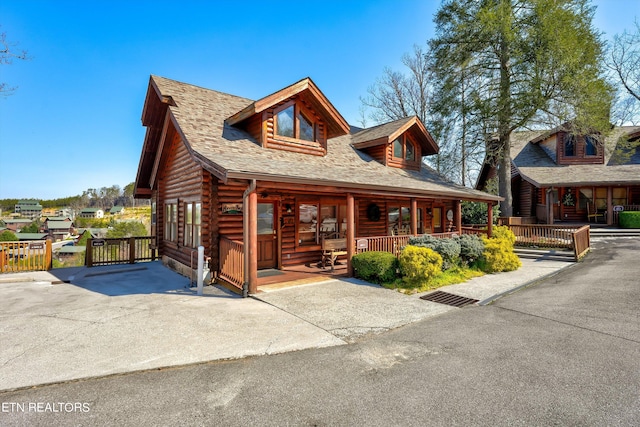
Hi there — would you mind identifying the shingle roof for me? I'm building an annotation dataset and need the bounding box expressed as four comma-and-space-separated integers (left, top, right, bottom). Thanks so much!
150, 76, 499, 202
511, 126, 640, 187
47, 221, 72, 230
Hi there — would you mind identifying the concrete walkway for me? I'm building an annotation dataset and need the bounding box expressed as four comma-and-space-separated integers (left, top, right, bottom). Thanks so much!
0, 258, 571, 391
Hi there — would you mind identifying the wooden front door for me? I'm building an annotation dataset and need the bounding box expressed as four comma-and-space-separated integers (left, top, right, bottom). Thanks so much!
257, 202, 277, 269
432, 207, 443, 233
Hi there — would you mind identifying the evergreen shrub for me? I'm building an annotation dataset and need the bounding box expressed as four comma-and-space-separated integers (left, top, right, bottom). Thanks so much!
408, 234, 460, 269
351, 251, 398, 284
454, 234, 485, 265
399, 245, 443, 284
618, 211, 640, 228
481, 226, 521, 273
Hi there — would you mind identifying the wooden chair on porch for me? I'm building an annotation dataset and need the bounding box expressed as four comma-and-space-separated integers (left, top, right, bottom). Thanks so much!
587, 203, 605, 223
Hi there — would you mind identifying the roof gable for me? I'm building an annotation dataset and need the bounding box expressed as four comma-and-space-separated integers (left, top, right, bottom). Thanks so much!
351, 116, 438, 155
226, 77, 349, 139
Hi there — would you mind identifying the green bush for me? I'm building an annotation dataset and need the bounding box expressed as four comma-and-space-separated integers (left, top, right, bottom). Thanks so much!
0, 230, 18, 241
399, 246, 443, 284
480, 226, 521, 273
619, 211, 640, 228
408, 235, 460, 270
351, 251, 398, 284
454, 234, 485, 265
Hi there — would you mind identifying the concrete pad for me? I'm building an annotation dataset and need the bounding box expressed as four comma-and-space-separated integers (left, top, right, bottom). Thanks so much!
0, 262, 343, 391
254, 278, 456, 342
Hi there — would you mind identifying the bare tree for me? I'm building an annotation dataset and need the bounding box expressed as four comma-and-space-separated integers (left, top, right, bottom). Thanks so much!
0, 29, 29, 95
608, 21, 640, 125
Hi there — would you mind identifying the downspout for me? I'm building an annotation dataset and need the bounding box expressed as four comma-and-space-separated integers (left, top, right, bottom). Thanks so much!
242, 179, 256, 298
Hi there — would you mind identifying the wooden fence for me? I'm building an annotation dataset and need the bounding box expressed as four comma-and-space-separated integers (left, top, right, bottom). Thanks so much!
356, 232, 461, 257
85, 237, 157, 267
218, 237, 244, 290
506, 224, 590, 261
0, 240, 53, 273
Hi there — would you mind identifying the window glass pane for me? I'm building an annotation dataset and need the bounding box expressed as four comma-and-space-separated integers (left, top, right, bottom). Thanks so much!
298, 204, 317, 244
585, 136, 597, 156
151, 202, 156, 225
393, 138, 403, 158
579, 188, 592, 210
257, 203, 273, 235
171, 205, 177, 241
405, 141, 415, 161
339, 205, 347, 235
319, 205, 337, 236
595, 188, 607, 209
276, 106, 294, 138
388, 207, 400, 235
613, 188, 627, 206
185, 203, 193, 246
417, 208, 423, 234
565, 134, 575, 156
299, 113, 314, 141
195, 203, 201, 225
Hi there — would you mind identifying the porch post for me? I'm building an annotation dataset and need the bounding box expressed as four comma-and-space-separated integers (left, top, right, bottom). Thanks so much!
607, 186, 613, 225
455, 200, 462, 233
487, 202, 493, 238
346, 193, 355, 277
410, 198, 418, 235
247, 189, 258, 294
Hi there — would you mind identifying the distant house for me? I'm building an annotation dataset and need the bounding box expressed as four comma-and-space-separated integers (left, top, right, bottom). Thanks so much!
110, 206, 125, 215
78, 208, 105, 219
44, 220, 74, 241
3, 218, 34, 232
76, 228, 109, 240
16, 233, 50, 241
476, 125, 640, 224
56, 208, 75, 219
56, 245, 86, 260
14, 200, 43, 220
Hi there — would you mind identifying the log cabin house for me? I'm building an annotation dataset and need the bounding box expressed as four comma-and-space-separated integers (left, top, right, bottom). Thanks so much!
134, 76, 500, 294
476, 125, 640, 225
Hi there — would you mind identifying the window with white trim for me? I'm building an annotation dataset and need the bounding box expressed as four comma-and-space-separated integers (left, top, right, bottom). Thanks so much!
184, 202, 202, 247
164, 203, 177, 242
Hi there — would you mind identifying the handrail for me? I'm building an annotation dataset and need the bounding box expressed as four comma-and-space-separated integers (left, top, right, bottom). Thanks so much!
505, 224, 590, 261
572, 225, 590, 260
86, 236, 156, 267
219, 237, 244, 290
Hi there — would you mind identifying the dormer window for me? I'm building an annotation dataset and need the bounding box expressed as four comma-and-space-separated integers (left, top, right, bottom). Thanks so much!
585, 135, 597, 156
393, 135, 417, 161
564, 134, 575, 157
274, 101, 316, 143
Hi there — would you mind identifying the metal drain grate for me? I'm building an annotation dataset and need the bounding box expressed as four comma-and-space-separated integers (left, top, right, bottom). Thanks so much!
420, 291, 479, 307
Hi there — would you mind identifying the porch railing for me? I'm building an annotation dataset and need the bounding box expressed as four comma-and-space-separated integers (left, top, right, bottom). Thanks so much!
219, 237, 244, 290
356, 232, 459, 257
0, 240, 52, 273
85, 237, 157, 267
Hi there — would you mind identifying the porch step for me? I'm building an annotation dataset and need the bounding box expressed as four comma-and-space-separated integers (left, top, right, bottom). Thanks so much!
589, 228, 640, 238
514, 248, 576, 262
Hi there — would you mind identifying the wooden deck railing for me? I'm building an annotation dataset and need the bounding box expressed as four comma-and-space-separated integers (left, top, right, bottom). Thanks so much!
219, 237, 244, 290
356, 232, 459, 257
0, 240, 52, 273
85, 237, 157, 267
461, 226, 489, 237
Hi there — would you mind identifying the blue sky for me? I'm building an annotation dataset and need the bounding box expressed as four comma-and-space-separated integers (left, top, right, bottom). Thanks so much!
0, 0, 637, 200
